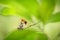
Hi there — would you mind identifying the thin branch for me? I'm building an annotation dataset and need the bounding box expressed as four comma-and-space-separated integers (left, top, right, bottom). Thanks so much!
24, 22, 39, 29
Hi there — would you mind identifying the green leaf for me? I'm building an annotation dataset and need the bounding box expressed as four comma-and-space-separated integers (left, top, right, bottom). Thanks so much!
49, 12, 60, 23
5, 29, 48, 40
57, 0, 60, 5
36, 0, 56, 23
0, 0, 38, 21
44, 22, 60, 39
0, 0, 9, 4
13, 0, 38, 21
0, 0, 56, 22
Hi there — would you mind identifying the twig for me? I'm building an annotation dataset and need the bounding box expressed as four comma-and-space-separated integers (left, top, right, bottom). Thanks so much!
24, 22, 39, 29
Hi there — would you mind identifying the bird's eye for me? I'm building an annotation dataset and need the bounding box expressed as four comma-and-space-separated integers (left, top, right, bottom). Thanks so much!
24, 21, 27, 25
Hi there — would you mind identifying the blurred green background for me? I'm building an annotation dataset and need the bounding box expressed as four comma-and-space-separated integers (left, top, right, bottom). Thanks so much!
0, 0, 60, 40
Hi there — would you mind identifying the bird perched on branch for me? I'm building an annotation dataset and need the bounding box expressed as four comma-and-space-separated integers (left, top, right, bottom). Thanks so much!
18, 19, 27, 30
